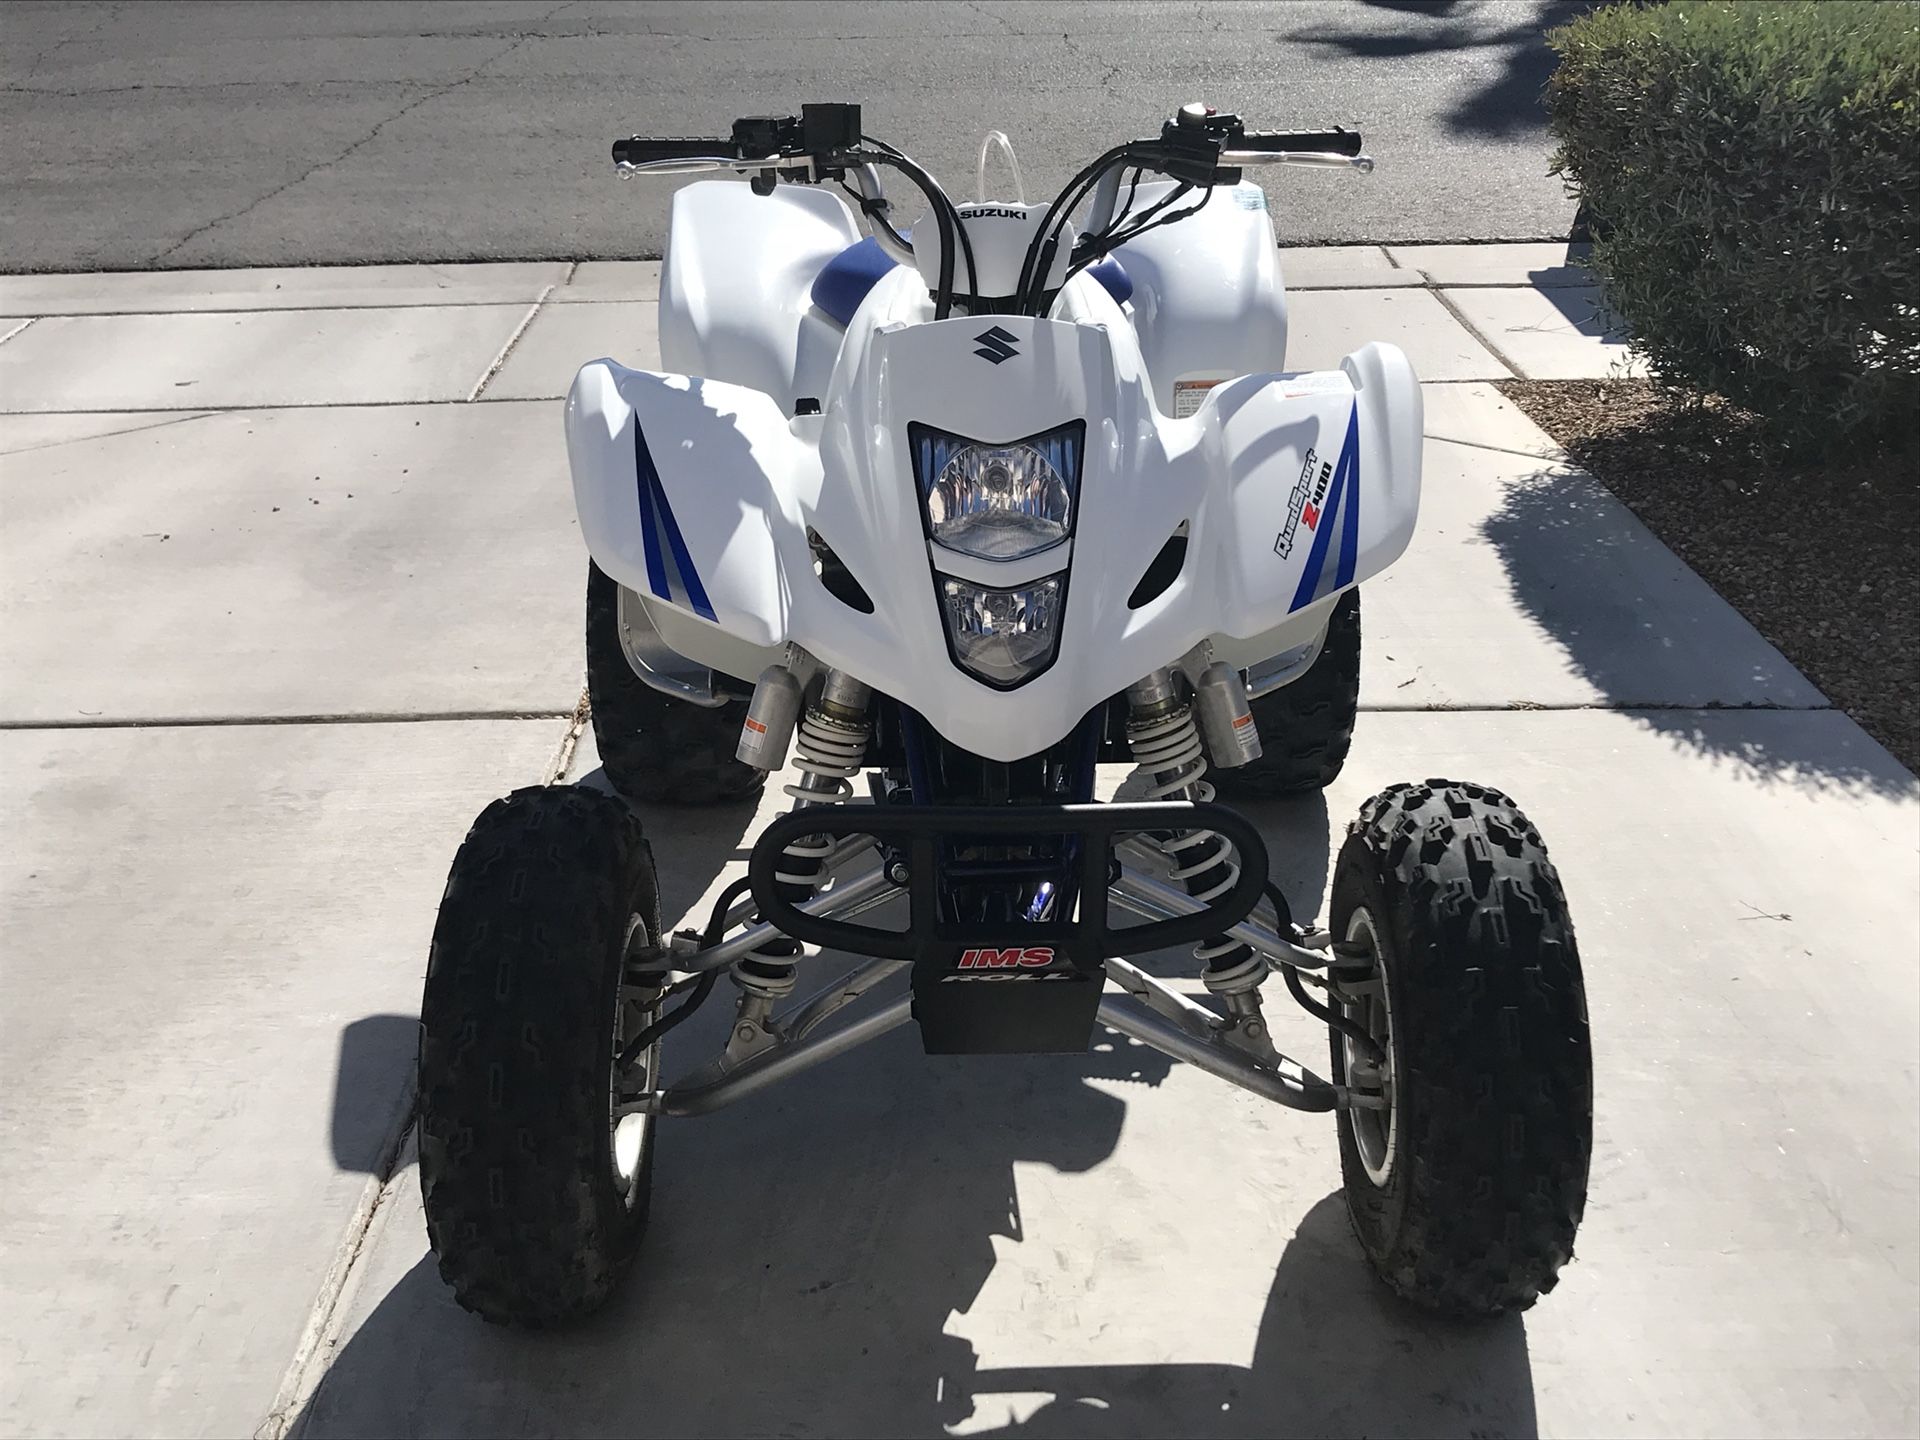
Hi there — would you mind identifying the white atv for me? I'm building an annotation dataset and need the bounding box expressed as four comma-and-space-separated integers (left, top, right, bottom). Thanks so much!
419, 105, 1593, 1328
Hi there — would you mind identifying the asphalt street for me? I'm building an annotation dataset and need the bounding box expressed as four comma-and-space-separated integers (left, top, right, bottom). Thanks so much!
1, 0, 1585, 271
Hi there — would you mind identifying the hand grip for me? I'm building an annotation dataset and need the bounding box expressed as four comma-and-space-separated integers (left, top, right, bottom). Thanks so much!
612, 136, 740, 165
1234, 128, 1363, 157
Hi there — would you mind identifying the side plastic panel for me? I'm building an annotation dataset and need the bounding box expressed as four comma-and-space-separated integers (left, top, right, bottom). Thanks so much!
1112, 181, 1289, 412
659, 181, 861, 410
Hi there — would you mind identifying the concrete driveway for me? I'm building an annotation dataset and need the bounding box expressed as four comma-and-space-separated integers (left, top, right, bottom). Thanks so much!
1, 249, 1914, 1439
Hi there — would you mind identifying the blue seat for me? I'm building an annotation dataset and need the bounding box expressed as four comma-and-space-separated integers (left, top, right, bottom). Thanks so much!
810, 237, 1132, 326
1086, 255, 1133, 306
810, 237, 900, 327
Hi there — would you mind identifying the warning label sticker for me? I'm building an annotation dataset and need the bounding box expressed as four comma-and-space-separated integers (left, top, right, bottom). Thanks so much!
1172, 378, 1226, 417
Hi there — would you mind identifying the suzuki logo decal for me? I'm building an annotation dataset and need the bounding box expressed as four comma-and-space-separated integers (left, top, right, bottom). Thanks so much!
972, 325, 1020, 364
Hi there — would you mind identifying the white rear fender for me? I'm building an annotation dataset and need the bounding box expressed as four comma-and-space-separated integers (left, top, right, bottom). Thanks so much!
659, 181, 861, 411
1113, 180, 1290, 411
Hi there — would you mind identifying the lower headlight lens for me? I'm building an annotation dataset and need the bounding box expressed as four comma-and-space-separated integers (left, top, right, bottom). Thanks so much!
939, 574, 1065, 688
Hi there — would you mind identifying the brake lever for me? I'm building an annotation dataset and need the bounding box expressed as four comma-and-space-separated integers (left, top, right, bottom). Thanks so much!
1221, 151, 1376, 174
612, 154, 811, 182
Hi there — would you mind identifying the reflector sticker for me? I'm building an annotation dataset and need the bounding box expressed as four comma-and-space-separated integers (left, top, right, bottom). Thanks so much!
633, 422, 717, 622
1288, 402, 1361, 612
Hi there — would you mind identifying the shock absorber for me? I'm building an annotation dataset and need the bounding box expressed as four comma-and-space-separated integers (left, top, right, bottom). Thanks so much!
730, 669, 873, 1047
1124, 670, 1255, 976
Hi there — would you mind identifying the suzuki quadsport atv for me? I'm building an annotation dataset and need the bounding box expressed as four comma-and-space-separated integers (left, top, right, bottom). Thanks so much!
419, 104, 1593, 1328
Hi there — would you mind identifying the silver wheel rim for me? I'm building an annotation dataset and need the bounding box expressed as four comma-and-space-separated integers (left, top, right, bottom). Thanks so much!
1341, 906, 1398, 1188
609, 912, 657, 1206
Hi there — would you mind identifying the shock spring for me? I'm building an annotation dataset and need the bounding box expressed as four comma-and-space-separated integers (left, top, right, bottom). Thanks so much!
1125, 681, 1244, 966
738, 672, 873, 993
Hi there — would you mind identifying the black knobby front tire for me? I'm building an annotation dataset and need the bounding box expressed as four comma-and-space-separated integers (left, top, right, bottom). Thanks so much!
418, 785, 663, 1327
1210, 588, 1361, 800
1329, 779, 1592, 1317
585, 562, 764, 806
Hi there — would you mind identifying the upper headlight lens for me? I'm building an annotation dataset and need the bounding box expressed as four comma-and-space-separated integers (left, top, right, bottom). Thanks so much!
911, 422, 1083, 561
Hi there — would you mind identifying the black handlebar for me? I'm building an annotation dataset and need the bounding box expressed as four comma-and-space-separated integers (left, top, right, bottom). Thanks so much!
612, 106, 1367, 318
615, 106, 867, 169
614, 119, 1364, 173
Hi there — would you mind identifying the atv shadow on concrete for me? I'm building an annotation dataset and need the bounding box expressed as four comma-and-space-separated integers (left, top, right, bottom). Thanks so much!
305, 786, 1534, 1438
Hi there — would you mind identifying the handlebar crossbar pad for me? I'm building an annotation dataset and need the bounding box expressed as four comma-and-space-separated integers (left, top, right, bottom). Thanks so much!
1238, 128, 1363, 156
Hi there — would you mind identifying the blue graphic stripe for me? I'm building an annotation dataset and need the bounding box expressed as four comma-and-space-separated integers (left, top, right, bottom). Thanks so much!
631, 419, 717, 622
651, 472, 716, 621
1289, 403, 1361, 613
1333, 405, 1361, 591
634, 435, 670, 602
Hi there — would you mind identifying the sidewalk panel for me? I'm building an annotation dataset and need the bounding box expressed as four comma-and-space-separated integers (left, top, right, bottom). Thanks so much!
1386, 242, 1593, 287
0, 264, 570, 317
1421, 379, 1562, 458
1286, 289, 1509, 379
554, 262, 663, 303
1275, 245, 1420, 289
482, 301, 660, 400
1441, 286, 1644, 381
0, 306, 528, 411
1, 403, 587, 721
0, 718, 563, 1440
1362, 432, 1825, 709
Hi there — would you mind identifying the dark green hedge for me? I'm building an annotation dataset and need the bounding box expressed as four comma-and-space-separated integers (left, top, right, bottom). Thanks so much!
1547, 1, 1919, 452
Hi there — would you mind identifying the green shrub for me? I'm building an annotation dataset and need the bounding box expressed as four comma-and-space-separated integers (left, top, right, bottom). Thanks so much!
1547, 1, 1919, 454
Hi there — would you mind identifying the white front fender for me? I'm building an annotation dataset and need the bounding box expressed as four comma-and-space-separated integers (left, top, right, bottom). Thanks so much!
565, 331, 1422, 764
565, 362, 815, 660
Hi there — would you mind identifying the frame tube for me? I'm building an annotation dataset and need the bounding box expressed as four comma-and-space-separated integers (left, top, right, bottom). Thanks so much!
652, 993, 915, 1117
1096, 995, 1337, 1112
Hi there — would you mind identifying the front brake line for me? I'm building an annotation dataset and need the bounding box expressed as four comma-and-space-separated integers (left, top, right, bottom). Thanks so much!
615, 874, 752, 1068
1265, 881, 1385, 1066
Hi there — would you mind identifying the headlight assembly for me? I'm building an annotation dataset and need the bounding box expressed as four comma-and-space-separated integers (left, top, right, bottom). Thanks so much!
910, 422, 1083, 562
938, 573, 1066, 688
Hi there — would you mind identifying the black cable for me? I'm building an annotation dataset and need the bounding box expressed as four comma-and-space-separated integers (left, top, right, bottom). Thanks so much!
1057, 184, 1212, 300
1022, 159, 1121, 309
1100, 164, 1145, 243
852, 145, 975, 319
836, 177, 887, 225
1053, 169, 1156, 296
856, 135, 978, 309
1065, 180, 1196, 282
851, 148, 954, 314
1264, 882, 1386, 1066
1014, 142, 1140, 314
951, 207, 981, 313
1092, 183, 1210, 258
615, 874, 755, 1068
1282, 964, 1387, 1067
1081, 166, 1154, 259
